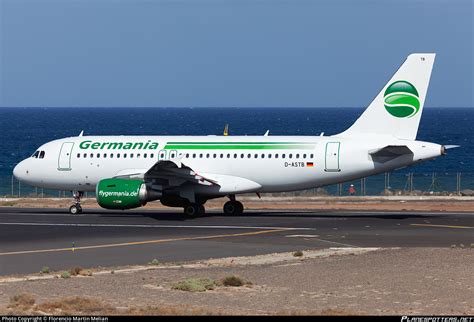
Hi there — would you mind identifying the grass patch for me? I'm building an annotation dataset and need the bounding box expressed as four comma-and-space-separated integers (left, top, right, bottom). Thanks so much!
41, 266, 50, 274
0, 202, 17, 207
30, 296, 219, 315
8, 293, 36, 309
69, 266, 83, 276
60, 271, 71, 279
293, 250, 304, 257
149, 258, 160, 265
36, 297, 112, 315
220, 275, 247, 287
78, 269, 93, 276
172, 278, 216, 292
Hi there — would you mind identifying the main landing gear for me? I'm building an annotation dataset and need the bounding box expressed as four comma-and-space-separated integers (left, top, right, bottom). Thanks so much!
223, 195, 244, 215
69, 191, 84, 215
184, 203, 206, 217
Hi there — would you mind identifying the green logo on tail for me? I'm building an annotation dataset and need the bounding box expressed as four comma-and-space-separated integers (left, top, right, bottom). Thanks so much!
384, 81, 420, 118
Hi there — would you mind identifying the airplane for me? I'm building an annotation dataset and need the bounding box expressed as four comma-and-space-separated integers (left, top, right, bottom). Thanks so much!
13, 53, 456, 216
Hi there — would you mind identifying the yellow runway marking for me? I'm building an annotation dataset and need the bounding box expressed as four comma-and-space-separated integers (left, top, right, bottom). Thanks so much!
0, 229, 288, 257
410, 224, 474, 229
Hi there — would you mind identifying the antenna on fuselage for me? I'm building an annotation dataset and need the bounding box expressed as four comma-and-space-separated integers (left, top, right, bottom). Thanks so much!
264, 130, 269, 136
79, 130, 84, 137
223, 124, 229, 136
320, 132, 325, 136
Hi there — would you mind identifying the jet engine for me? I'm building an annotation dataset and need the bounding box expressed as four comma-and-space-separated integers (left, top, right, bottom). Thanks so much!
96, 178, 161, 210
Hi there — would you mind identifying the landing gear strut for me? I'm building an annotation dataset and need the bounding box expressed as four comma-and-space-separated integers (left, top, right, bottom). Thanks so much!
184, 203, 205, 217
69, 191, 84, 215
223, 195, 244, 215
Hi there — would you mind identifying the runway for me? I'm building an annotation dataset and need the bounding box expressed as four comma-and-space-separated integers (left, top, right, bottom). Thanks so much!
0, 207, 473, 276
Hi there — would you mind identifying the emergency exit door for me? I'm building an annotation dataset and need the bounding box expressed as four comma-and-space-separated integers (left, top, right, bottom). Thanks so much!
325, 142, 341, 172
58, 142, 74, 170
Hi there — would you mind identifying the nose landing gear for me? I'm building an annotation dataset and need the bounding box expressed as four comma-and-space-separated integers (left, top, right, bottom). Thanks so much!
223, 195, 244, 215
69, 191, 84, 215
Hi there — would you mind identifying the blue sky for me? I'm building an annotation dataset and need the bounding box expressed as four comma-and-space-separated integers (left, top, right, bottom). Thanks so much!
0, 0, 472, 108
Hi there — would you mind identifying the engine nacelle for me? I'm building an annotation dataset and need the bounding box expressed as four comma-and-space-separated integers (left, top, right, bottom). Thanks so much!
96, 178, 161, 210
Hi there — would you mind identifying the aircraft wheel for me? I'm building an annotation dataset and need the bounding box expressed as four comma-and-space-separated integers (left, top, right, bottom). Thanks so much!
184, 204, 199, 217
223, 201, 244, 215
198, 204, 206, 216
234, 201, 244, 215
69, 204, 81, 215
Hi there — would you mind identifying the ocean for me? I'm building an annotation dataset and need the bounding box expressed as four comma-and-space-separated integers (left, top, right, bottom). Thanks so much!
0, 107, 472, 196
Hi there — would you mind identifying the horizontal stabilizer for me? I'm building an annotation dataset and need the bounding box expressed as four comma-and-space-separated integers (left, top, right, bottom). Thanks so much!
444, 145, 460, 150
370, 145, 413, 157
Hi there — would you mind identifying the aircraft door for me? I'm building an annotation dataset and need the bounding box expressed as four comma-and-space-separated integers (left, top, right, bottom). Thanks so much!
58, 142, 74, 171
325, 142, 341, 172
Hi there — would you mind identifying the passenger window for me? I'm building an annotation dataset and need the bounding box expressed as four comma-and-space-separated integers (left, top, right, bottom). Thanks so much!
282, 154, 286, 158
144, 153, 147, 158
227, 154, 230, 158
150, 153, 154, 158
130, 153, 134, 158
83, 153, 87, 158
192, 153, 196, 158
268, 154, 272, 159
199, 153, 203, 158
39, 151, 45, 159
206, 153, 210, 158
97, 153, 100, 158
124, 154, 127, 158
241, 154, 244, 158
213, 154, 217, 158
104, 153, 107, 158
303, 154, 307, 158
186, 153, 189, 158
289, 154, 293, 159
275, 154, 279, 159
90, 153, 94, 158
310, 154, 314, 158
261, 154, 265, 159
117, 153, 121, 158
220, 154, 223, 158
296, 154, 300, 158
110, 153, 114, 158
137, 153, 141, 158
254, 154, 258, 158
234, 153, 237, 158
77, 153, 80, 158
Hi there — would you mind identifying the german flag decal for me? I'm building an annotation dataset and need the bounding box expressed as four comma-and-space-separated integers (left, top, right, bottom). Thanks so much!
306, 162, 314, 167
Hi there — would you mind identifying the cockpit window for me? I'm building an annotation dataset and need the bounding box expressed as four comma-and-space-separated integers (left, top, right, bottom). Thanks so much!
32, 151, 40, 158
39, 151, 45, 159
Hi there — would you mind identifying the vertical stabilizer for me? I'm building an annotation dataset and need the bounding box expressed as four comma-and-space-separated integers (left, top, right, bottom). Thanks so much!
338, 53, 435, 140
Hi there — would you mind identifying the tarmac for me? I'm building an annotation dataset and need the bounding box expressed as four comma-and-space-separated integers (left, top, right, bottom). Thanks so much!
0, 207, 473, 276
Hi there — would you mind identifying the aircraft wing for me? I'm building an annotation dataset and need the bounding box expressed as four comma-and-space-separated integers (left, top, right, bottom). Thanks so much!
144, 159, 219, 187
112, 158, 219, 187
113, 158, 260, 194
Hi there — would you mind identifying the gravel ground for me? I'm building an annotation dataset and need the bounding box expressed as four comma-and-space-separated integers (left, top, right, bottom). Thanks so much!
1, 197, 474, 212
0, 247, 473, 315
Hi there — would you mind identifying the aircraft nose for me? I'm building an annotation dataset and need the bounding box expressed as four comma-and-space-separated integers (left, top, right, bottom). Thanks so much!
13, 160, 28, 181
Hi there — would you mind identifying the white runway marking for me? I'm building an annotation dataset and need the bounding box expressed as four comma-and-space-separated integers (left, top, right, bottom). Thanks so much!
285, 234, 320, 238
0, 222, 314, 231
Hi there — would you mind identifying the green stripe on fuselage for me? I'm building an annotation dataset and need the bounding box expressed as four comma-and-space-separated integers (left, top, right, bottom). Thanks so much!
164, 144, 314, 150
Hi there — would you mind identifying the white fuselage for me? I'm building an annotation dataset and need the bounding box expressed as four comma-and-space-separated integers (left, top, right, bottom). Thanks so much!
13, 135, 443, 196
